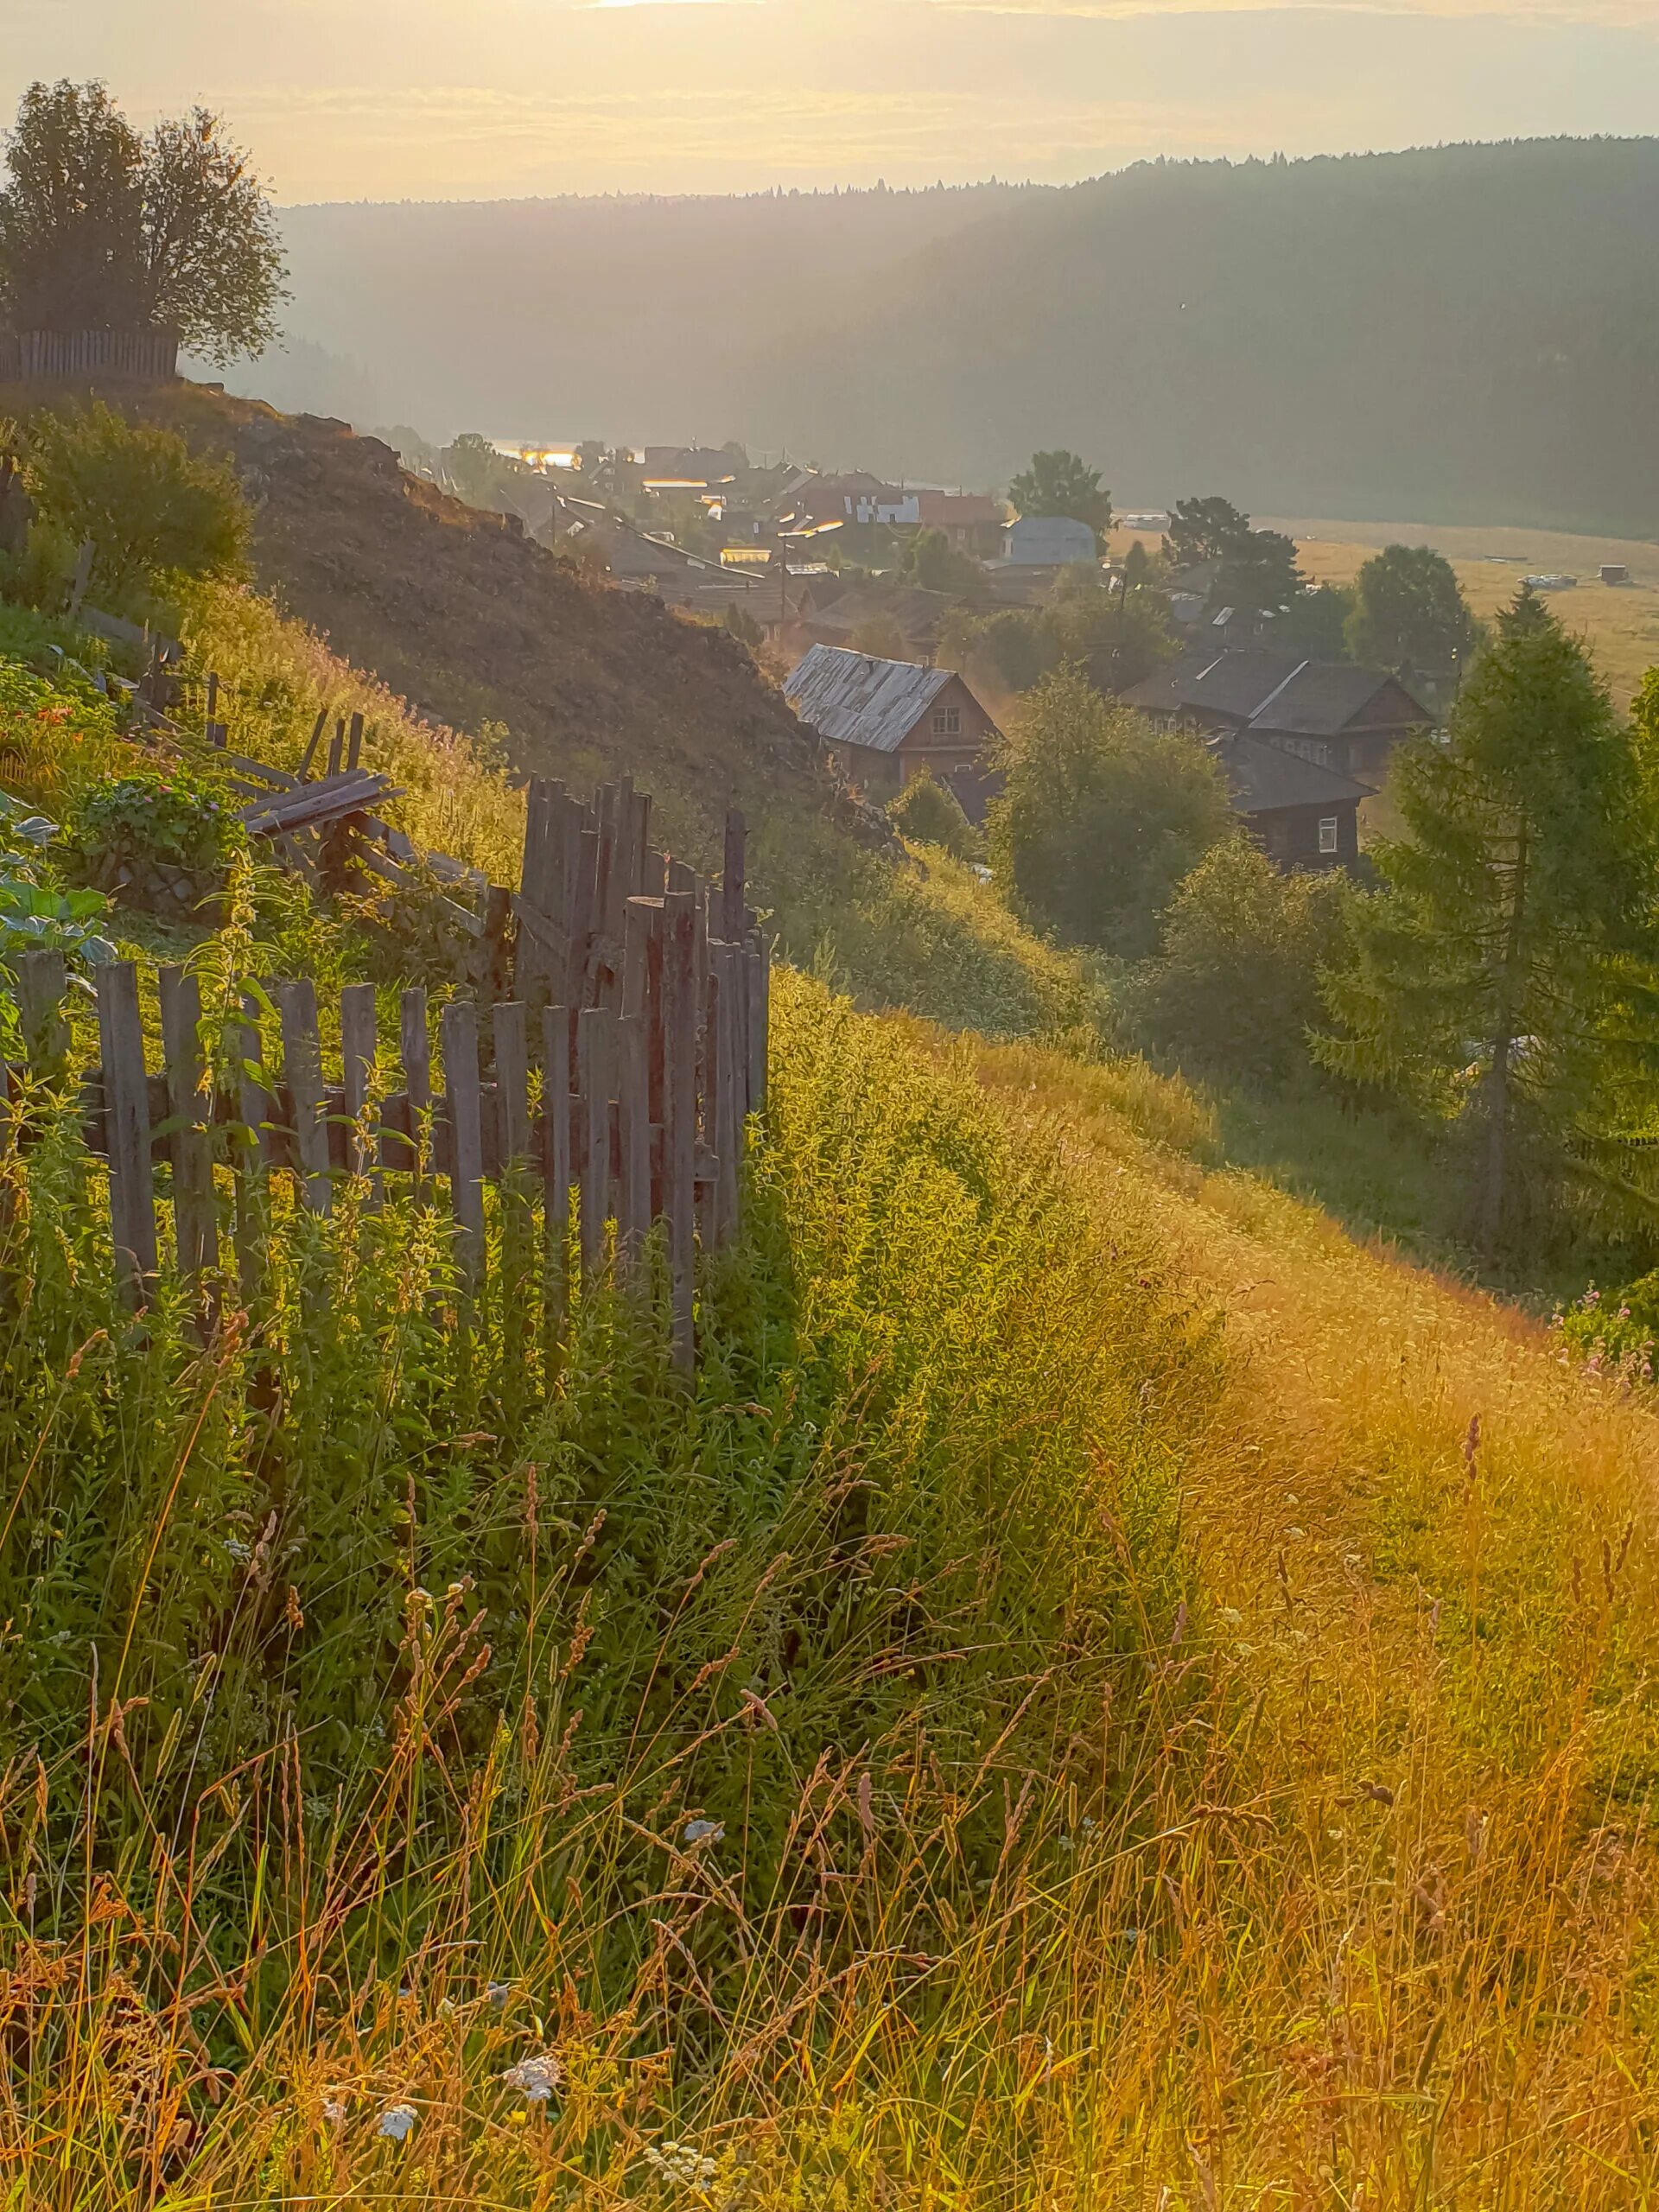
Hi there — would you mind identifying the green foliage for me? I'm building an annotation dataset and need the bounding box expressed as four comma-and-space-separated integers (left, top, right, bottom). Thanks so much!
1166, 495, 1251, 570
0, 79, 286, 360
991, 664, 1232, 957
939, 605, 1059, 697
723, 600, 762, 648
0, 645, 137, 812
1267, 582, 1356, 660
1130, 836, 1346, 1084
0, 793, 114, 998
888, 768, 981, 861
850, 613, 906, 659
899, 526, 982, 596
1007, 450, 1111, 545
1553, 1276, 1659, 1380
1319, 589, 1659, 1259
23, 403, 250, 603
1215, 526, 1302, 621
65, 766, 242, 884
1347, 543, 1475, 679
1047, 561, 1176, 692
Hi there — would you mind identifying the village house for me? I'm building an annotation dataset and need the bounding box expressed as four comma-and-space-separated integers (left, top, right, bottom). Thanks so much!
1122, 648, 1431, 784
781, 471, 920, 529
784, 645, 1001, 821
1205, 730, 1369, 873
1001, 514, 1098, 567
913, 490, 1006, 556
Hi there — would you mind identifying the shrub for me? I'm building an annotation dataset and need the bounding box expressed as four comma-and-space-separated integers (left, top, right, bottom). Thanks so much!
991, 663, 1231, 957
65, 766, 243, 900
1128, 836, 1348, 1084
0, 652, 137, 812
888, 767, 980, 860
23, 401, 250, 605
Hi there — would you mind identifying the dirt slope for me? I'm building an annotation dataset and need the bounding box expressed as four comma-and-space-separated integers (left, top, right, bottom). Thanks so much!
58, 381, 846, 865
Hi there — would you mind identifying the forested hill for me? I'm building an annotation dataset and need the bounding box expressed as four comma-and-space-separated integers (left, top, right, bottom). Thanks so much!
265, 140, 1659, 537
741, 137, 1659, 536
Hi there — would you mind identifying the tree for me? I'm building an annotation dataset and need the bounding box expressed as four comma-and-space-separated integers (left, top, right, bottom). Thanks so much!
1007, 451, 1111, 546
1131, 836, 1345, 1084
1213, 526, 1302, 621
1347, 543, 1475, 681
900, 526, 982, 596
1046, 561, 1175, 694
850, 613, 906, 658
1266, 582, 1355, 660
990, 664, 1232, 956
1319, 589, 1659, 1261
1166, 495, 1250, 571
0, 81, 286, 362
24, 401, 249, 600
890, 768, 980, 860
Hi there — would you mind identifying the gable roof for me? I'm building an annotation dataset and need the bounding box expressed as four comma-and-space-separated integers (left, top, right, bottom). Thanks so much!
1207, 729, 1371, 815
1122, 649, 1431, 737
804, 583, 957, 648
784, 645, 958, 754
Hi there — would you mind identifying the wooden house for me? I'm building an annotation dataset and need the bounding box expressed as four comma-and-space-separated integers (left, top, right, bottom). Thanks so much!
784, 645, 1000, 821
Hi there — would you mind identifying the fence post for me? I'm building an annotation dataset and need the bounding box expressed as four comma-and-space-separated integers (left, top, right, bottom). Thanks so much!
158, 964, 217, 1284
15, 949, 69, 1081
663, 890, 697, 1373
541, 1002, 571, 1348
96, 962, 156, 1304
493, 999, 532, 1398
441, 1000, 486, 1290
276, 981, 333, 1216
747, 932, 769, 1114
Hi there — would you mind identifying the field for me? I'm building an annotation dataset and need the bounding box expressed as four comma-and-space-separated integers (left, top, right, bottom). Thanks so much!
1264, 516, 1659, 707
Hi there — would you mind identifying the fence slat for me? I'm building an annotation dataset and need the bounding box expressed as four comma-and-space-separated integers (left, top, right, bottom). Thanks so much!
747, 934, 769, 1114
277, 981, 333, 1216
441, 1001, 486, 1287
577, 1005, 614, 1274
340, 981, 380, 1199
663, 891, 698, 1372
618, 1010, 651, 1274
493, 999, 532, 1384
96, 962, 156, 1302
716, 943, 741, 1243
15, 949, 69, 1079
400, 987, 430, 1192
721, 806, 747, 944
158, 965, 217, 1281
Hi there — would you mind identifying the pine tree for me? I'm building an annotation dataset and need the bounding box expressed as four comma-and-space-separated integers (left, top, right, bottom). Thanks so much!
1319, 589, 1659, 1259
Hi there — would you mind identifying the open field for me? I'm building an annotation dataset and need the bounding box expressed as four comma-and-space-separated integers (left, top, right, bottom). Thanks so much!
1264, 516, 1659, 707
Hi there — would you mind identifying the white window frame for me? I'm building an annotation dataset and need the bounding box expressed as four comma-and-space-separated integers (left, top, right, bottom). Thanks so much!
1318, 816, 1339, 855
931, 704, 962, 737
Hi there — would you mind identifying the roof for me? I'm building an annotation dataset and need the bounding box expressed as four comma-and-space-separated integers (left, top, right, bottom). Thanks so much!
1122, 649, 1430, 737
784, 645, 958, 755
915, 490, 1002, 528
1207, 730, 1370, 815
804, 583, 957, 646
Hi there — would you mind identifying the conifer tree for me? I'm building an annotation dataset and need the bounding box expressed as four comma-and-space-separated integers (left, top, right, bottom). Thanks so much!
1319, 588, 1659, 1258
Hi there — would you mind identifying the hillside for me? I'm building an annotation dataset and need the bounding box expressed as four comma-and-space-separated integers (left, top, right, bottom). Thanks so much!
103, 382, 834, 864
747, 138, 1659, 535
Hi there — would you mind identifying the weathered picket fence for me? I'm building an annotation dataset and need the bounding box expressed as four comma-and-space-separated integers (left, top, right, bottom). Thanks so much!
2, 779, 767, 1373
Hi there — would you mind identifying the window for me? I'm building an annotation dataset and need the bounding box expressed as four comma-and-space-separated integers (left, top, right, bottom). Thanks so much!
1318, 816, 1339, 855
931, 705, 962, 737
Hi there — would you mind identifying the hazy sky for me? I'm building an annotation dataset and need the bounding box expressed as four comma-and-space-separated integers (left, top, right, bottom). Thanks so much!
8, 0, 1659, 201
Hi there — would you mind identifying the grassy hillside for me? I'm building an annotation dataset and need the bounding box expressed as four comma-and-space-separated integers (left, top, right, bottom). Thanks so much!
14, 972, 1659, 2201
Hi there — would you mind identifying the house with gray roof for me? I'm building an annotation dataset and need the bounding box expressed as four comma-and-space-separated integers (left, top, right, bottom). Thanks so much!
784, 645, 1001, 821
1206, 730, 1370, 873
1122, 648, 1431, 785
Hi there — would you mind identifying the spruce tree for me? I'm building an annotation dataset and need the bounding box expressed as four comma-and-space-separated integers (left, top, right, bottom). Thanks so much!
1319, 588, 1659, 1259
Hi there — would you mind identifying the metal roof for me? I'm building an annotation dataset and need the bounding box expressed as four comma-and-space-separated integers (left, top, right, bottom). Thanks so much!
784, 645, 957, 755
1207, 730, 1371, 815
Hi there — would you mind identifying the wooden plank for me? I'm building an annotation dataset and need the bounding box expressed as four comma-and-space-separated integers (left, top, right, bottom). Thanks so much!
340, 982, 380, 1197
440, 1000, 486, 1287
721, 806, 747, 944
95, 962, 156, 1303
346, 710, 365, 773
574, 827, 601, 1005
702, 955, 727, 1248
231, 992, 270, 1306
15, 949, 69, 1079
747, 933, 768, 1114
401, 988, 431, 1192
493, 999, 532, 1389
515, 777, 556, 1007
493, 1001, 531, 1172
297, 707, 329, 781
276, 981, 333, 1215
716, 942, 741, 1242
158, 965, 217, 1281
617, 1009, 651, 1274
576, 1004, 614, 1274
326, 717, 345, 779
663, 891, 698, 1372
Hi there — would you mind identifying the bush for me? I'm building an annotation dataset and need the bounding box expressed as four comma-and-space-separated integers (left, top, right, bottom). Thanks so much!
1128, 836, 1348, 1084
990, 663, 1231, 957
65, 766, 243, 909
0, 651, 137, 812
23, 401, 250, 605
888, 767, 980, 860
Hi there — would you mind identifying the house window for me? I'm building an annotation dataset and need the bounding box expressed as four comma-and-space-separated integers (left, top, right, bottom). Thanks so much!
931, 705, 962, 737
1319, 816, 1339, 855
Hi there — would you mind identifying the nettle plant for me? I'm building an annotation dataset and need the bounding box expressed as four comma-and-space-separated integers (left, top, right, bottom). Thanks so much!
0, 792, 116, 1034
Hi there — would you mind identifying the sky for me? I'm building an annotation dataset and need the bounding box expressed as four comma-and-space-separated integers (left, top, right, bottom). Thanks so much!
7, 0, 1659, 202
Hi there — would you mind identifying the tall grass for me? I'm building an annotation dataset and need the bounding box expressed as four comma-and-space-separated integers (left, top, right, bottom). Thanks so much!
0, 969, 1205, 2205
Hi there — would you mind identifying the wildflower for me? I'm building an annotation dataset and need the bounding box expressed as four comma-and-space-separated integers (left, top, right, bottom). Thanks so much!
1219, 1607, 1243, 1627
646, 2140, 719, 2188
683, 1818, 724, 1847
486, 1981, 513, 2009
500, 2053, 561, 2102
321, 2097, 346, 2125
377, 2102, 417, 2142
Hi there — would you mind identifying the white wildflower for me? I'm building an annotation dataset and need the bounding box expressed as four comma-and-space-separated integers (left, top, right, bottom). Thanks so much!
377, 2102, 417, 2142
500, 2053, 561, 2102
646, 2139, 720, 2187
683, 1819, 724, 1847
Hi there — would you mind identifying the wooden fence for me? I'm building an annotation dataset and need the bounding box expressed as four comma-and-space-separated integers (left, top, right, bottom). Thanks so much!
0, 329, 180, 384
2, 779, 767, 1374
